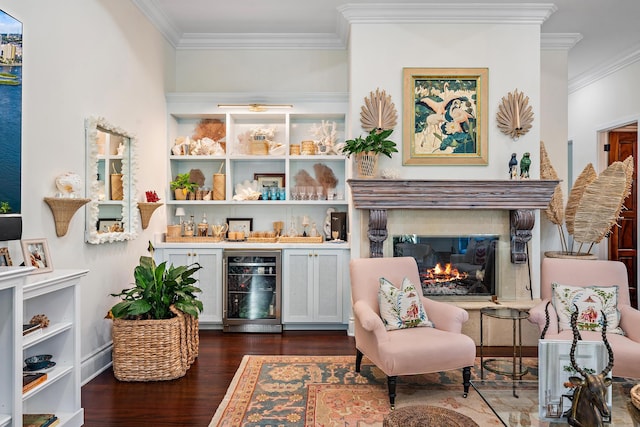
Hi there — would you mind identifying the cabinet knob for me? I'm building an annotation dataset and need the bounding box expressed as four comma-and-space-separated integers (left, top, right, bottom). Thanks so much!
309, 253, 313, 257
314, 253, 318, 257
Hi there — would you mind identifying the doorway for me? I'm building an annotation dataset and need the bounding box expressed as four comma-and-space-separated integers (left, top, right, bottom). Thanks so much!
606, 125, 638, 308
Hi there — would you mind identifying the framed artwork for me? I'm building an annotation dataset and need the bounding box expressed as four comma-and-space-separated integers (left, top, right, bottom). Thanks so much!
226, 218, 253, 239
21, 238, 53, 274
0, 247, 12, 266
97, 218, 123, 233
402, 67, 488, 165
254, 173, 285, 189
538, 339, 612, 422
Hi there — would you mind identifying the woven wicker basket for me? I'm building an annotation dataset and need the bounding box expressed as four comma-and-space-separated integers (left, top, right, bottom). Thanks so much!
112, 306, 198, 381
631, 384, 640, 410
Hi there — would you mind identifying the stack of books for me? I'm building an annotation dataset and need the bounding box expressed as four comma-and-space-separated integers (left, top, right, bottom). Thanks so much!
23, 413, 59, 427
22, 372, 47, 393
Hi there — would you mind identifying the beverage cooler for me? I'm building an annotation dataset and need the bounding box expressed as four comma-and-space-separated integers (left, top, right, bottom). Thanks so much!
223, 250, 282, 333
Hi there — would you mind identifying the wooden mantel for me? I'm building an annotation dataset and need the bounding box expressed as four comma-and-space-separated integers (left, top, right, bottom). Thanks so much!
347, 179, 559, 261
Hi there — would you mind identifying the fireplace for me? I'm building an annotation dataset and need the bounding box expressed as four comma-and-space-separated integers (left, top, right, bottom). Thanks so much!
393, 235, 498, 297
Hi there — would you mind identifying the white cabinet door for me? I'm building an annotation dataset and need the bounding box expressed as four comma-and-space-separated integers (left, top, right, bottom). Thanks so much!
162, 248, 222, 323
283, 249, 343, 324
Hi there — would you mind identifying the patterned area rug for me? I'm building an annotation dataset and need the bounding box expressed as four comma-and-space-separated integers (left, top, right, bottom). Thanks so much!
209, 355, 538, 427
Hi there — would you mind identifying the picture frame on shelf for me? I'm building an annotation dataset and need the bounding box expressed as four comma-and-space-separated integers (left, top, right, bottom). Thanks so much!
402, 67, 488, 165
0, 247, 12, 266
254, 173, 285, 189
226, 218, 253, 240
21, 238, 53, 273
97, 218, 123, 233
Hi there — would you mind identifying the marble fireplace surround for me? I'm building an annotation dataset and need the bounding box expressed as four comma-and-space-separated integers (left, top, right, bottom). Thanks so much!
348, 179, 559, 345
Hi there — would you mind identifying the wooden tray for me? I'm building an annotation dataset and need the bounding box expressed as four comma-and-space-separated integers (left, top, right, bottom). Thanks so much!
246, 237, 278, 243
278, 236, 323, 243
165, 236, 223, 243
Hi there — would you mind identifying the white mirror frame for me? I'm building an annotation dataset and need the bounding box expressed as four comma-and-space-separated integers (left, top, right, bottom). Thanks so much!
85, 116, 139, 244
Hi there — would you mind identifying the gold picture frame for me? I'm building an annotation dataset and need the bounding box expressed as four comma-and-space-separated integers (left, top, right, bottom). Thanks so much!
21, 238, 53, 274
403, 67, 488, 165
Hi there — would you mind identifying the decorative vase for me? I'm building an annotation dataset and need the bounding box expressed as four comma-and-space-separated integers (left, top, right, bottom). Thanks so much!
174, 189, 187, 200
356, 152, 378, 178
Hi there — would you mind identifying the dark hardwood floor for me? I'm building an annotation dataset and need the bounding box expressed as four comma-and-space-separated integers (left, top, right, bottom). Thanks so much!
81, 330, 536, 427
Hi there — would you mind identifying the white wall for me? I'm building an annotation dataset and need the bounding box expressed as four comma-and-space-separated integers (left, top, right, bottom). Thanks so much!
540, 49, 569, 256
175, 50, 348, 92
568, 60, 640, 258
0, 0, 173, 381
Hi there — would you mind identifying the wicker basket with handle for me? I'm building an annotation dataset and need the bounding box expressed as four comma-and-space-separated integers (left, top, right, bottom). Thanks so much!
112, 305, 197, 381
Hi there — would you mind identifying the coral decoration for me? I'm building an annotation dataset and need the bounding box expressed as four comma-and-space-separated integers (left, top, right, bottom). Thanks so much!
294, 170, 319, 187
145, 191, 160, 203
30, 314, 50, 328
313, 163, 338, 196
192, 118, 225, 142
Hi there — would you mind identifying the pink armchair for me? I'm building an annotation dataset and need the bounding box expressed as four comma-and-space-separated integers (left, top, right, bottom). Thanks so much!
350, 256, 476, 408
528, 257, 640, 378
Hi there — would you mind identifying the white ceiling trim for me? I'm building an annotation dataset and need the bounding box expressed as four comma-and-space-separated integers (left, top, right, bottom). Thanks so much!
338, 3, 557, 25
541, 33, 583, 51
569, 45, 640, 93
131, 0, 181, 46
166, 92, 349, 105
176, 33, 345, 50
133, 1, 558, 50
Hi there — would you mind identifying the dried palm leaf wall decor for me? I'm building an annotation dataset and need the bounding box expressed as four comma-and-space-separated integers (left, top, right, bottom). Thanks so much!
542, 141, 634, 255
496, 89, 533, 140
360, 88, 398, 131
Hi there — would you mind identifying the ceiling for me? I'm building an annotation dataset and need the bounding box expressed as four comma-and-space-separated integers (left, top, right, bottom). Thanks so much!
133, 0, 640, 86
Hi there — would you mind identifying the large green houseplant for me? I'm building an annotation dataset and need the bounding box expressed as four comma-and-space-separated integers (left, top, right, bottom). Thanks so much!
341, 129, 397, 178
109, 242, 203, 381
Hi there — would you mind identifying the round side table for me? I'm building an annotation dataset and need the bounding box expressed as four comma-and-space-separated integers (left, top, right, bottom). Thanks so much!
479, 307, 530, 397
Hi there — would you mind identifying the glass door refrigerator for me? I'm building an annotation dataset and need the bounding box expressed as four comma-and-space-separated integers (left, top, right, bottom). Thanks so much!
223, 250, 282, 333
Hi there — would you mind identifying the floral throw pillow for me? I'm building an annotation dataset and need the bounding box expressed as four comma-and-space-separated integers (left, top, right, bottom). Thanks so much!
378, 277, 433, 331
551, 283, 624, 335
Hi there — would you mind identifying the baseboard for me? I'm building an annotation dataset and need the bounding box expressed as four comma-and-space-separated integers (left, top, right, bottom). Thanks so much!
81, 341, 113, 385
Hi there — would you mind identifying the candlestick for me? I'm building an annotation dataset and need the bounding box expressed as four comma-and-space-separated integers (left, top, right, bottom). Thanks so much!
377, 100, 382, 129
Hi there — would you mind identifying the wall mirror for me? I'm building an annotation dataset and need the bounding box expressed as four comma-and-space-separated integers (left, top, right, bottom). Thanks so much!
85, 116, 138, 244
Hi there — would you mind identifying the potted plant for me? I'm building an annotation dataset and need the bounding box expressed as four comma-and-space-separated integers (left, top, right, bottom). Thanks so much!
170, 173, 198, 200
108, 242, 203, 381
341, 129, 397, 178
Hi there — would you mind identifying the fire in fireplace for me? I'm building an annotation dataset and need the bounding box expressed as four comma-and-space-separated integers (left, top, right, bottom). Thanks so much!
393, 235, 499, 297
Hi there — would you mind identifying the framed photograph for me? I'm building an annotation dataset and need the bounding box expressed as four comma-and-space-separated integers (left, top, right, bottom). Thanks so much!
254, 173, 285, 189
0, 247, 12, 266
538, 339, 612, 421
402, 67, 488, 165
226, 218, 253, 240
97, 218, 123, 233
21, 238, 53, 274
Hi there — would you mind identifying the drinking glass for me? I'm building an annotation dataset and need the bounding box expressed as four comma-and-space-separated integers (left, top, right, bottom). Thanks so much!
316, 186, 324, 200
299, 186, 308, 200
290, 186, 299, 200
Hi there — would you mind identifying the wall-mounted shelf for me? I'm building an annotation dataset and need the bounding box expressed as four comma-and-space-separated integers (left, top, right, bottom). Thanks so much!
138, 202, 163, 229
44, 197, 91, 237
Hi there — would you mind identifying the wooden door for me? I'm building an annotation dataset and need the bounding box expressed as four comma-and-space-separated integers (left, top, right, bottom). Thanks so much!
607, 131, 638, 308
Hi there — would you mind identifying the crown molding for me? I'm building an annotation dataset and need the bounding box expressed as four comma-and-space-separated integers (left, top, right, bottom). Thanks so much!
338, 3, 557, 25
166, 92, 349, 105
569, 45, 640, 93
133, 1, 557, 50
541, 33, 583, 51
176, 33, 344, 50
131, 0, 181, 46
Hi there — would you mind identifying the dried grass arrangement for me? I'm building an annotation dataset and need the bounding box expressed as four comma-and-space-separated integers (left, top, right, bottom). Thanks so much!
542, 141, 634, 256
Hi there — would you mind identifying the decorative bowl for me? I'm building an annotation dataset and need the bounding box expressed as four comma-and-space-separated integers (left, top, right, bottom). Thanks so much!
24, 354, 53, 370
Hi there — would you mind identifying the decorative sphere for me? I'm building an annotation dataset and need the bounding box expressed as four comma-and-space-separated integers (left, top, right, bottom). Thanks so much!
55, 172, 82, 196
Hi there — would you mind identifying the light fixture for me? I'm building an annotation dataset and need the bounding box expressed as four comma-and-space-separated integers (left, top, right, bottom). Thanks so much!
175, 207, 186, 224
217, 103, 293, 112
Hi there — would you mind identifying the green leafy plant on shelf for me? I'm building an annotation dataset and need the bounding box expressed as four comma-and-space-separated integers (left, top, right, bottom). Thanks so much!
0, 201, 11, 213
341, 128, 397, 158
170, 173, 199, 195
109, 242, 203, 320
